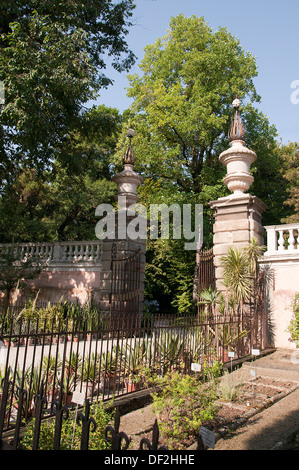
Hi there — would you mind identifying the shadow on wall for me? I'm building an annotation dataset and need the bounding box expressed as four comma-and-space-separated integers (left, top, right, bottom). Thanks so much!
9, 270, 101, 305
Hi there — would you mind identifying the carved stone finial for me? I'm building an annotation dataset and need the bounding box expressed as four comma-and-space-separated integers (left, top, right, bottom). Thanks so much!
113, 127, 143, 208
219, 96, 256, 196
122, 128, 136, 166
228, 95, 246, 143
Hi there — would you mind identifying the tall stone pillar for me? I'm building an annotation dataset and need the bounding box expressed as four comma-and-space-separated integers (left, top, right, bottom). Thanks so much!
209, 97, 266, 290
98, 129, 146, 323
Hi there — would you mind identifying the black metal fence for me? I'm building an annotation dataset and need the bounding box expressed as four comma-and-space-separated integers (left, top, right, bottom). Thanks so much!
0, 300, 262, 440
0, 378, 208, 451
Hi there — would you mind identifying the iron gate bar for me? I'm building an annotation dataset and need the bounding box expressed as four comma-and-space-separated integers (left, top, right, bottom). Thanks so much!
110, 245, 141, 328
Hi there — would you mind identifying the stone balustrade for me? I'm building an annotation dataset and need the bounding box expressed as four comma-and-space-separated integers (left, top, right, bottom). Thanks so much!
0, 240, 102, 268
264, 223, 299, 256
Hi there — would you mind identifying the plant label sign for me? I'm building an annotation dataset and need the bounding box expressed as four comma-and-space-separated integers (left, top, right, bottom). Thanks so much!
191, 363, 202, 372
72, 391, 85, 406
199, 426, 216, 449
228, 351, 235, 358
252, 348, 260, 356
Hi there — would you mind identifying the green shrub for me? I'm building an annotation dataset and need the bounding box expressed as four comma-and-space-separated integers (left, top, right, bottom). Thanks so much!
151, 365, 220, 450
20, 401, 114, 450
287, 293, 299, 347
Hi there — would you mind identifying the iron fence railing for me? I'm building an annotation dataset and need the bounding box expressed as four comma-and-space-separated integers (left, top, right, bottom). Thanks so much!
0, 380, 208, 452
0, 305, 262, 436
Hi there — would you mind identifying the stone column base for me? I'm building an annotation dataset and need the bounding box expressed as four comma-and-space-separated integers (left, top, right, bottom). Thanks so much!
209, 193, 267, 291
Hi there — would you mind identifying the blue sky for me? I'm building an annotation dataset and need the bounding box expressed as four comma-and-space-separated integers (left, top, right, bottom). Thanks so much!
94, 0, 299, 144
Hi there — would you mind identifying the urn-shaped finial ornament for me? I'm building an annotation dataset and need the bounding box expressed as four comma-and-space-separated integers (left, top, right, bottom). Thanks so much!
219, 97, 256, 196
112, 128, 143, 208
228, 95, 246, 143
122, 128, 136, 167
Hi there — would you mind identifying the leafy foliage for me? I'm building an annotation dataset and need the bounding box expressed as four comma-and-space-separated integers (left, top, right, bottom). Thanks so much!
278, 142, 299, 223
0, 105, 120, 242
0, 0, 135, 186
286, 293, 299, 347
20, 401, 114, 450
151, 364, 221, 449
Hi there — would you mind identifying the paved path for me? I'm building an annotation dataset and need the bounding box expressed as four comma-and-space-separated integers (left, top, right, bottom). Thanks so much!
215, 349, 299, 450
214, 387, 299, 450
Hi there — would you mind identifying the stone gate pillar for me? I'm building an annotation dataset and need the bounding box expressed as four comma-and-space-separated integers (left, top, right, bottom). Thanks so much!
209, 97, 266, 291
97, 129, 146, 323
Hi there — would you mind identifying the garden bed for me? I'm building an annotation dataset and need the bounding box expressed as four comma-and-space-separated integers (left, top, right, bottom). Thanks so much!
200, 375, 299, 443
123, 375, 299, 450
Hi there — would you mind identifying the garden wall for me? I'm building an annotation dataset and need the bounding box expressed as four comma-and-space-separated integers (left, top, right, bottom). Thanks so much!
0, 241, 103, 305
16, 268, 102, 305
260, 224, 299, 350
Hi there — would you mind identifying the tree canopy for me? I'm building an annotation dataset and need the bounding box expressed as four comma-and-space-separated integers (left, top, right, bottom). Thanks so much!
0, 0, 135, 189
0, 105, 121, 242
114, 14, 291, 313
0, 10, 296, 314
120, 15, 286, 227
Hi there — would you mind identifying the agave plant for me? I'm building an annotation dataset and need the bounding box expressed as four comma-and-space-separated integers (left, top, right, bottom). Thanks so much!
198, 287, 220, 319
123, 341, 147, 379
14, 365, 43, 420
155, 331, 185, 373
100, 346, 120, 377
81, 353, 101, 383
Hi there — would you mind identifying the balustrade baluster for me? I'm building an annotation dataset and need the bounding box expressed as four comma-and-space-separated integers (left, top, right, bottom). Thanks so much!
288, 229, 295, 251
278, 230, 285, 251
73, 245, 79, 261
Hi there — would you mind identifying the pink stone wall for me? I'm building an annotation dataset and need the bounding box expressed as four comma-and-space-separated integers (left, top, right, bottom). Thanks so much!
10, 269, 102, 305
261, 257, 299, 350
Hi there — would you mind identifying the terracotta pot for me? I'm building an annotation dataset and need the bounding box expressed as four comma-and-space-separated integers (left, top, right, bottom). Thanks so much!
219, 347, 230, 363
125, 380, 141, 393
62, 392, 73, 406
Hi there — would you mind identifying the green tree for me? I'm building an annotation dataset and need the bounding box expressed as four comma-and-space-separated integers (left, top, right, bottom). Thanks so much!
0, 0, 135, 188
277, 142, 299, 223
117, 15, 285, 313
0, 105, 120, 242
122, 14, 284, 225
126, 15, 259, 192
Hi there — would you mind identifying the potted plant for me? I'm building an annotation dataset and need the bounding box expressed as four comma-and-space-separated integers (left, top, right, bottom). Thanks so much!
100, 347, 119, 391
123, 343, 146, 392
209, 323, 249, 362
42, 355, 61, 403
60, 352, 82, 405
79, 353, 100, 398
14, 365, 42, 421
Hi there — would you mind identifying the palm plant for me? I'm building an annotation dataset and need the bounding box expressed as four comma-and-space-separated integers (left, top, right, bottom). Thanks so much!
220, 247, 253, 317
243, 237, 266, 281
198, 287, 219, 319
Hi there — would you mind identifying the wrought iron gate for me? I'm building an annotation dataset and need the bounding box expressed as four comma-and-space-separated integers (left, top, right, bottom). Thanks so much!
109, 243, 141, 328
195, 247, 215, 293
